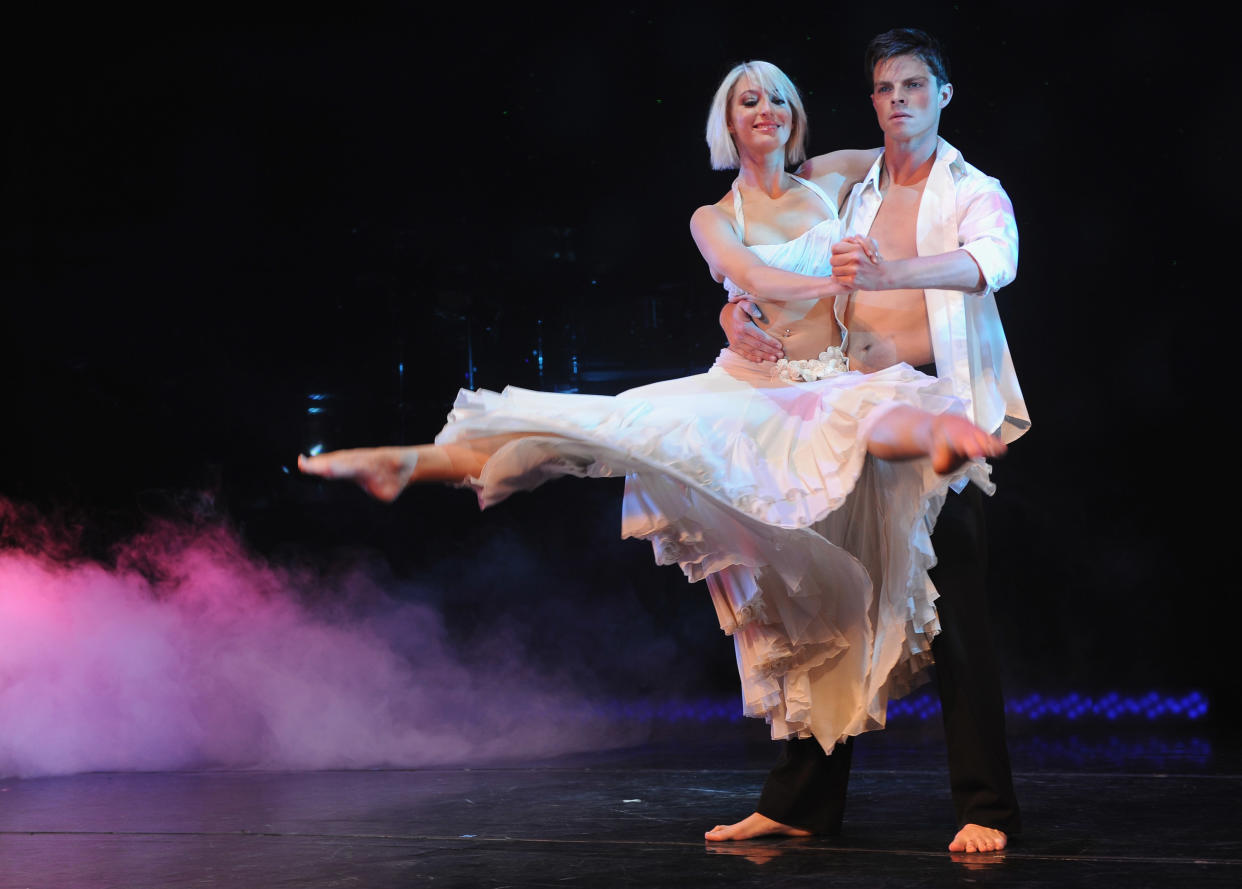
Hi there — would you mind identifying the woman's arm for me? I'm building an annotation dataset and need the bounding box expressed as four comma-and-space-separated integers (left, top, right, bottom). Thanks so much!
690, 205, 849, 305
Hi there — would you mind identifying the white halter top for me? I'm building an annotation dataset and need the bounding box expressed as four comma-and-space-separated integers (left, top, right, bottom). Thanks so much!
723, 174, 849, 353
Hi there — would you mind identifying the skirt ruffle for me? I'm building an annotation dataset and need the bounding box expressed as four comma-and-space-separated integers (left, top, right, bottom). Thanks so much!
435, 357, 992, 752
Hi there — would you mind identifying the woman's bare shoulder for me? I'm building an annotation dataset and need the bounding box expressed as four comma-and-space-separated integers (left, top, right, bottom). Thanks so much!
690, 193, 737, 234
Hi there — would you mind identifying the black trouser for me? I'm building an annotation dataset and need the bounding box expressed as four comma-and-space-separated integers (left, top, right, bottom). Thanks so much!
756, 482, 1022, 835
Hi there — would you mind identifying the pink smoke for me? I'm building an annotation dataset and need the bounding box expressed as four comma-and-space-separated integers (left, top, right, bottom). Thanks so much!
0, 498, 645, 778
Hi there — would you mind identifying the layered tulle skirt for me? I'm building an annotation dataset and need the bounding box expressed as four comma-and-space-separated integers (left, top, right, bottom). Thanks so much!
435, 350, 992, 752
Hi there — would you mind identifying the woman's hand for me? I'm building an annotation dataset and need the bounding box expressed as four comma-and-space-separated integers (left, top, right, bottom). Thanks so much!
830, 236, 885, 289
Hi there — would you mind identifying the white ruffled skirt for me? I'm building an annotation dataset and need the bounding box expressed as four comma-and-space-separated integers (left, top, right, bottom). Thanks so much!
435, 350, 992, 753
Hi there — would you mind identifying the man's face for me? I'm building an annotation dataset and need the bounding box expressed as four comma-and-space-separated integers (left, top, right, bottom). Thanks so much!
870, 54, 951, 142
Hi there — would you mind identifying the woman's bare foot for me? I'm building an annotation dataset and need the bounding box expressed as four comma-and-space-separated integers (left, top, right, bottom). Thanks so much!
704, 812, 813, 842
924, 413, 1007, 475
948, 823, 1007, 853
298, 447, 421, 502
866, 406, 1006, 473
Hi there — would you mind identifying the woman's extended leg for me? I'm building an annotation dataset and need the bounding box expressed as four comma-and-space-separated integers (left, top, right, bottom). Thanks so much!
298, 406, 1003, 503
297, 433, 533, 502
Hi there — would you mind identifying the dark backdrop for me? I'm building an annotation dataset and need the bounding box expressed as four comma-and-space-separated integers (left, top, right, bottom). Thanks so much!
2, 4, 1232, 728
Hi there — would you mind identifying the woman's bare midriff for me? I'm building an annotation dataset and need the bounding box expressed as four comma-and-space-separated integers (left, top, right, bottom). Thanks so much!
754, 298, 841, 361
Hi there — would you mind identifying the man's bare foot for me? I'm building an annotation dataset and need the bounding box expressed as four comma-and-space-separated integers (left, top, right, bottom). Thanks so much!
925, 414, 1007, 475
948, 823, 1007, 853
704, 812, 813, 842
298, 447, 420, 502
704, 842, 795, 864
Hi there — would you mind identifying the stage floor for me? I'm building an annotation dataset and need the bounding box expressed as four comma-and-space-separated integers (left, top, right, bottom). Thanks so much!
1, 721, 1238, 889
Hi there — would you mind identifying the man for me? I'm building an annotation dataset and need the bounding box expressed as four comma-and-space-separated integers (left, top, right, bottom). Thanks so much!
707, 28, 1029, 853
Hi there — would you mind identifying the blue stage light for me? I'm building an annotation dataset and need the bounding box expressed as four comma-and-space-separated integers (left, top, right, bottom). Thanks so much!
590, 689, 1210, 729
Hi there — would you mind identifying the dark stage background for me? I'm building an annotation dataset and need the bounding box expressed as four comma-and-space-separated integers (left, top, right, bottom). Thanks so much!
2, 4, 1233, 742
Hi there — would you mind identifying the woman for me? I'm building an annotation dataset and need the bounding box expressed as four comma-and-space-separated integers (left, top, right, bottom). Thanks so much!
300, 60, 1003, 832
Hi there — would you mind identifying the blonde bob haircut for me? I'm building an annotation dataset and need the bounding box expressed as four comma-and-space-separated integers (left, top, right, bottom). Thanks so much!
705, 60, 807, 170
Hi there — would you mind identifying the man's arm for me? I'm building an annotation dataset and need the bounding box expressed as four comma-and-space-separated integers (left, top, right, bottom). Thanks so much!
796, 147, 883, 209
831, 176, 1018, 293
953, 174, 1019, 291
720, 299, 784, 363
831, 241, 986, 292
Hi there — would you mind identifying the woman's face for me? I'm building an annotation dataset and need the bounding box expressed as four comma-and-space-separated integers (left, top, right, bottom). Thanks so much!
727, 74, 791, 158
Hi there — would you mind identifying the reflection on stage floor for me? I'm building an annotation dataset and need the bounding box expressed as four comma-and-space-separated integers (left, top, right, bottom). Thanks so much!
1, 709, 1237, 889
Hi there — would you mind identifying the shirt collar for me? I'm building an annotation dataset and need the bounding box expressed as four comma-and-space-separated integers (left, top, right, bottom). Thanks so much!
861, 137, 960, 196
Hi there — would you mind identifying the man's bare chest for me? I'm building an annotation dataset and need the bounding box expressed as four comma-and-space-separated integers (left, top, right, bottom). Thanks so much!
867, 181, 925, 261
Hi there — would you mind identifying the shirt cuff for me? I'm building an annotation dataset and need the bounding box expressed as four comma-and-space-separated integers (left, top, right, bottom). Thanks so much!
960, 239, 1016, 293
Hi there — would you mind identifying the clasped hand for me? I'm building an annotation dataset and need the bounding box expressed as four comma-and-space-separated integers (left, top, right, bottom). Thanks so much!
721, 235, 884, 363
830, 236, 885, 289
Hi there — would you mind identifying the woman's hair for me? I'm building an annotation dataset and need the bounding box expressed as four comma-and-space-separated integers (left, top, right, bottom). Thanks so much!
705, 60, 807, 171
